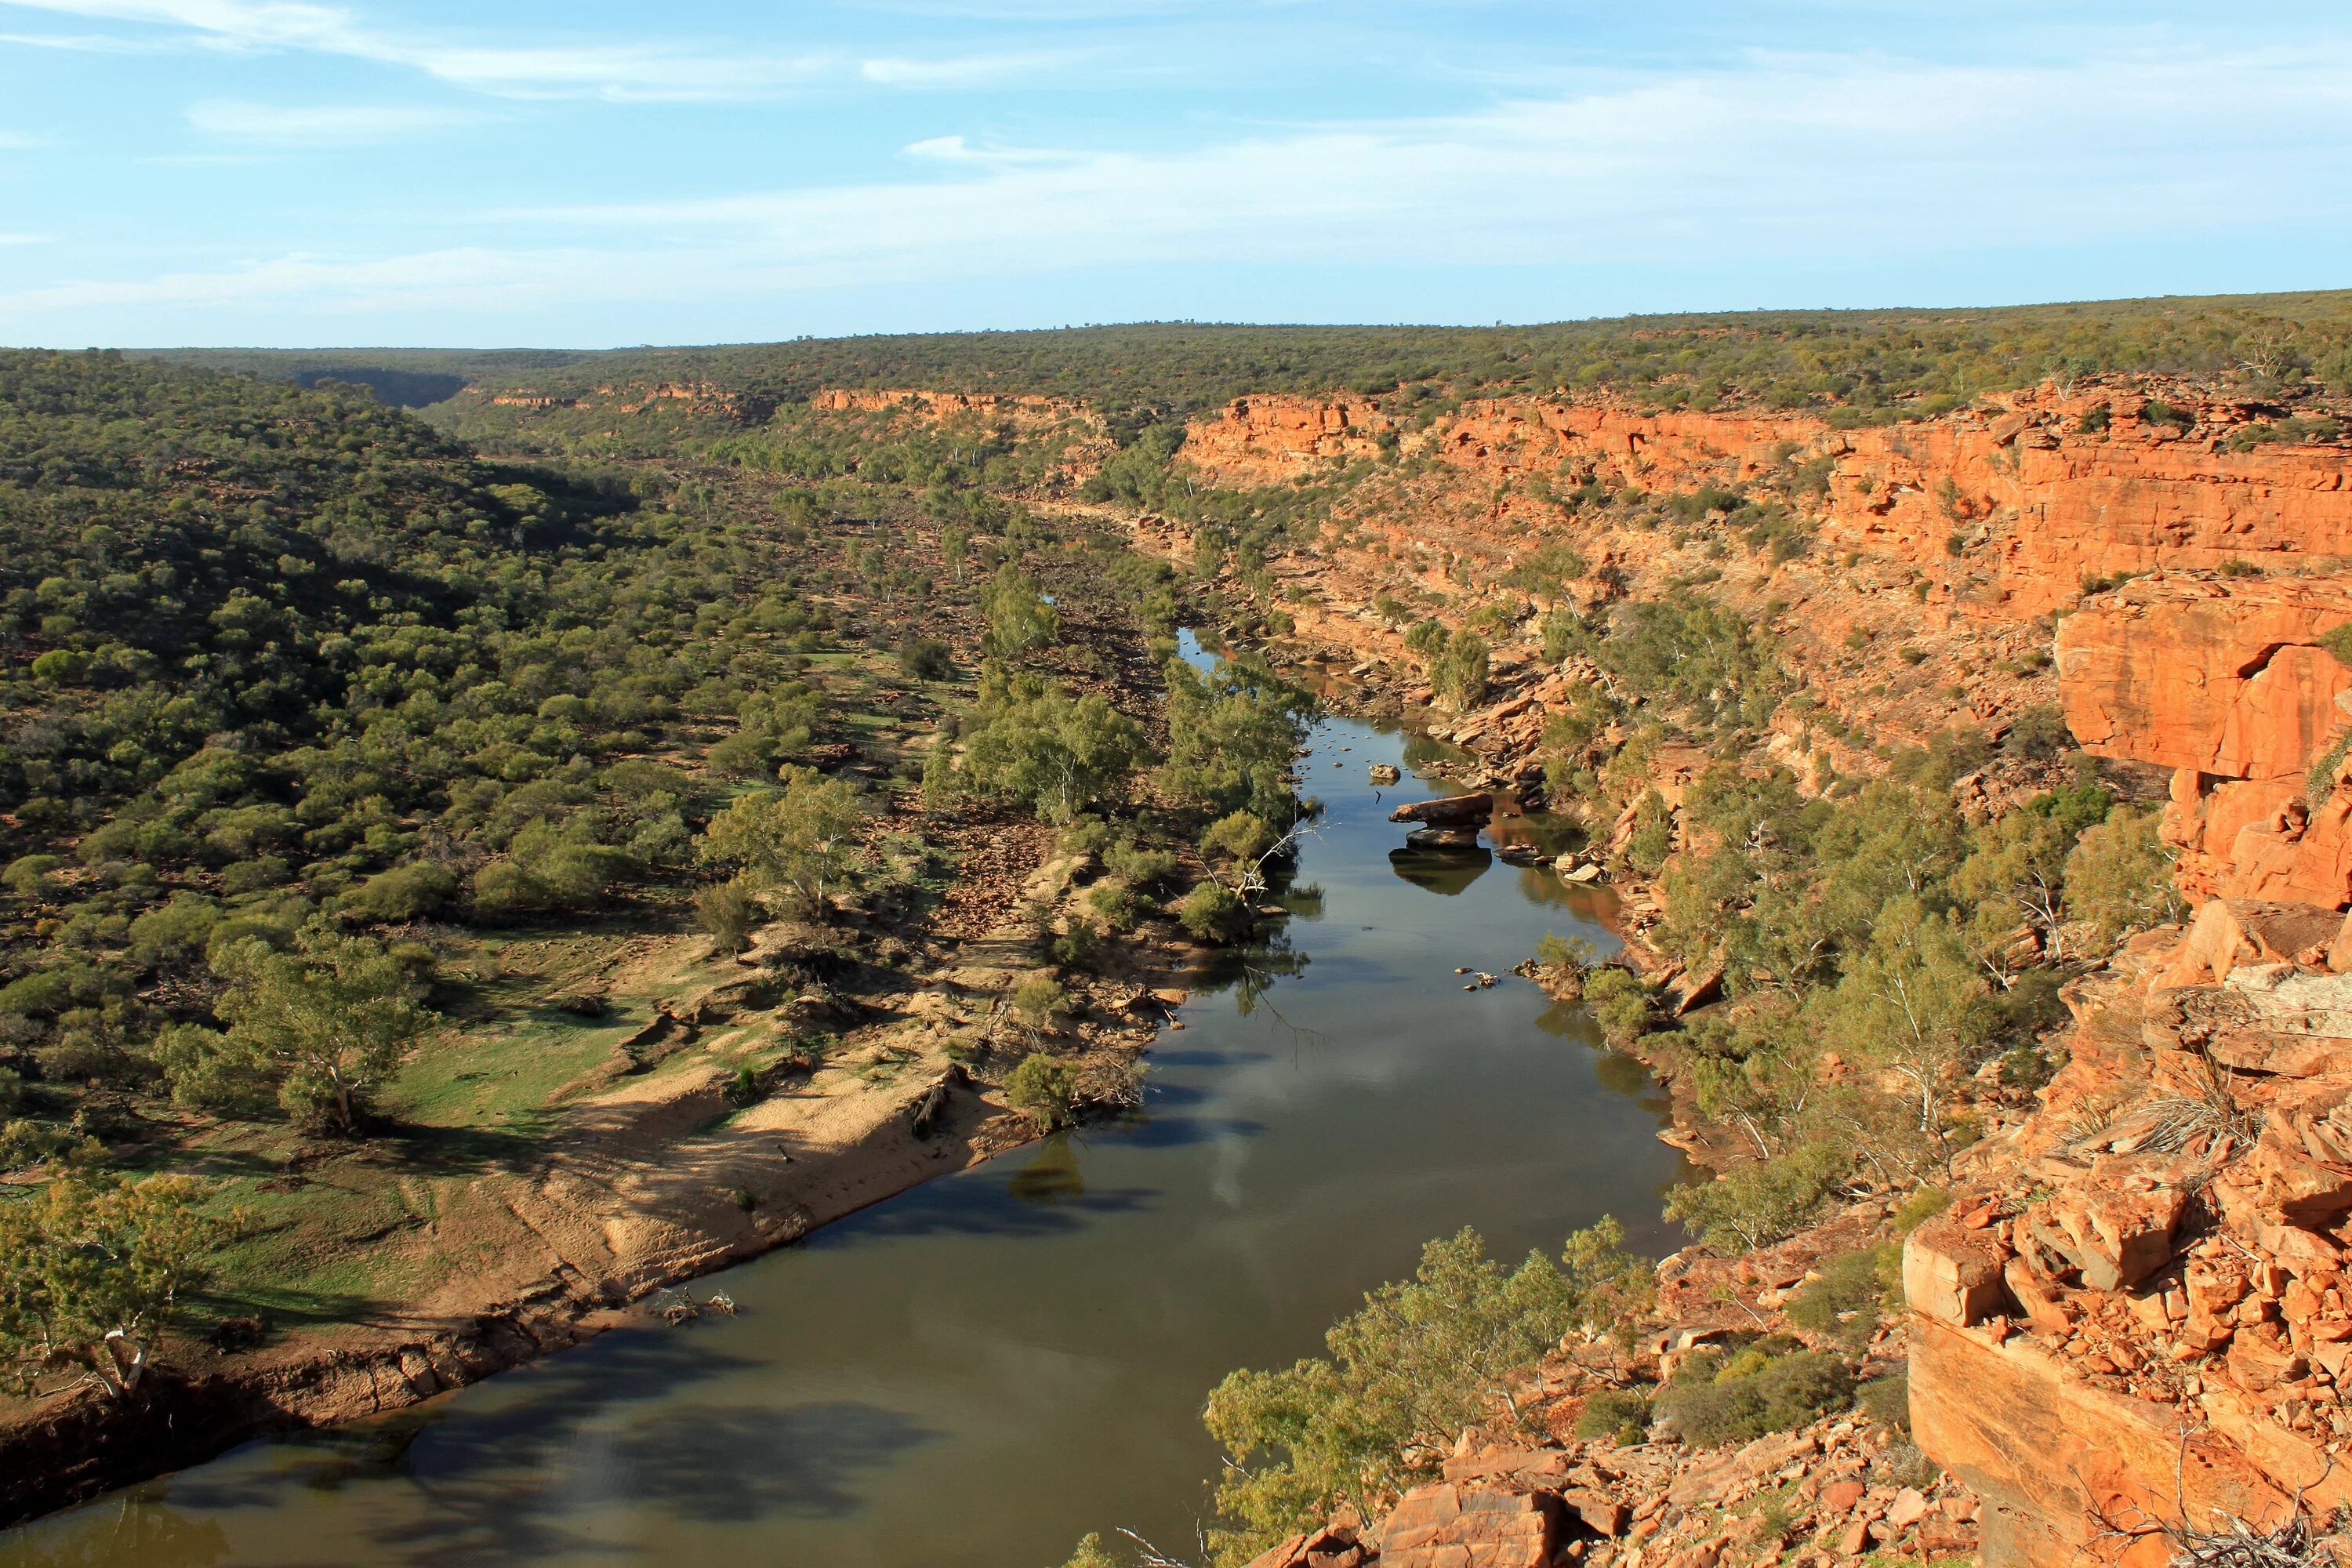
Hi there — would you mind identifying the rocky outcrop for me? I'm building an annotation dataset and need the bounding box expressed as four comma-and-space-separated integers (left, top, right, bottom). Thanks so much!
1181, 386, 2352, 622
2059, 574, 2352, 906
1901, 914, 2352, 1566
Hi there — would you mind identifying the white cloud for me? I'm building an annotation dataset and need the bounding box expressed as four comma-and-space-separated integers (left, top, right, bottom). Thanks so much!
187, 97, 480, 143
901, 133, 1083, 166
5, 40, 2351, 332
0, 231, 56, 244
0, 0, 1091, 99
858, 48, 1092, 87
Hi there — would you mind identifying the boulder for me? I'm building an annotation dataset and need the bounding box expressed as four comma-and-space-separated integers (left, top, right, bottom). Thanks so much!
1242, 1525, 1372, 1568
1904, 1219, 2013, 1327
1405, 826, 1483, 851
1377, 1484, 1560, 1568
2155, 898, 2347, 989
2038, 1182, 2185, 1291
1390, 792, 1494, 827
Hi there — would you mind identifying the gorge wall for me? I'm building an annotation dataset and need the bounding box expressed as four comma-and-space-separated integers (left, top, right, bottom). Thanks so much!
1159, 387, 2352, 1568
1180, 386, 2352, 621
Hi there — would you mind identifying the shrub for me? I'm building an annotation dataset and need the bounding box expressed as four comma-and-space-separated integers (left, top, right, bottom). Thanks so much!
1664, 1140, 1845, 1250
1006, 1052, 1080, 1130
342, 862, 457, 923
128, 894, 222, 968
1858, 1371, 1911, 1434
897, 635, 954, 682
1178, 880, 1251, 943
1573, 1386, 1653, 1445
1892, 1186, 1951, 1233
694, 877, 763, 953
2, 855, 61, 898
1203, 1221, 1644, 1564
1624, 789, 1674, 875
1582, 966, 1653, 1047
1785, 1243, 1900, 1347
1653, 1344, 1854, 1447
2064, 807, 2183, 938
1013, 975, 1070, 1027
1086, 882, 1150, 933
1105, 837, 1181, 892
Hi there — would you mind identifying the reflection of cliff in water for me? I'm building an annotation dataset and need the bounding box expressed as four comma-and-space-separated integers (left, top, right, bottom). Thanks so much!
1387, 844, 1491, 896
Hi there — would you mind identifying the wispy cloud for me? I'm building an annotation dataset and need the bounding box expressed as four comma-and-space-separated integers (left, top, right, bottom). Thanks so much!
187, 97, 481, 143
858, 48, 1092, 87
0, 0, 1094, 99
6, 40, 2351, 334
0, 232, 56, 245
900, 133, 1083, 166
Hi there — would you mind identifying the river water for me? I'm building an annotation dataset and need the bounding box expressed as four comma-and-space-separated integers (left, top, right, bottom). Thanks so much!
2, 639, 1690, 1568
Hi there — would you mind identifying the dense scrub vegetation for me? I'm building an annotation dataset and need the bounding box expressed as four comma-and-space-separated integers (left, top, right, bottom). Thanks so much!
0, 348, 1341, 1409
170, 288, 2352, 428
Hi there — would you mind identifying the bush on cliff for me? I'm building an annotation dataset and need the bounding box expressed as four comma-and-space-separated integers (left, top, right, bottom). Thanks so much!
1653, 1340, 1855, 1448
1201, 1219, 1650, 1566
2063, 806, 2184, 939
1663, 1140, 1845, 1252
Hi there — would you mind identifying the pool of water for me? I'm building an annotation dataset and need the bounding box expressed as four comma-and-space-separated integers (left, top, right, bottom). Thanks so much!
2, 642, 1691, 1568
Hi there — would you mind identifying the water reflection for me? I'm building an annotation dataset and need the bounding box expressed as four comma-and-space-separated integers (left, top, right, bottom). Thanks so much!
3, 1506, 230, 1568
1386, 844, 1492, 895
2, 633, 1690, 1568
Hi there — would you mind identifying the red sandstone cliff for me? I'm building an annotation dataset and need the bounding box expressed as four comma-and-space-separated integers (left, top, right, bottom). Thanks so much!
1181, 387, 2352, 620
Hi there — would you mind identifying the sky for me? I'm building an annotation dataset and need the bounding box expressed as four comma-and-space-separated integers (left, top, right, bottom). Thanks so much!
0, 2, 2347, 347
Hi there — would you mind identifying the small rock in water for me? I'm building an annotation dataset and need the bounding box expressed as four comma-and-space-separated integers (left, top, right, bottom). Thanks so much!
1455, 966, 1472, 974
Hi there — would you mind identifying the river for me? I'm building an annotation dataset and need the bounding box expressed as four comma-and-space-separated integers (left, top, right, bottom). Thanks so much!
1, 637, 1691, 1568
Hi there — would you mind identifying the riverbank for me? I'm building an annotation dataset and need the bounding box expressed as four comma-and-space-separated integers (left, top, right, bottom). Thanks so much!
0, 816, 1209, 1526
0, 649, 1679, 1568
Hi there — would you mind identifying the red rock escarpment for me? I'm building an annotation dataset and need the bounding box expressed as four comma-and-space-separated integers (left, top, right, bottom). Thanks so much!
1181, 390, 2352, 620
2059, 574, 2352, 906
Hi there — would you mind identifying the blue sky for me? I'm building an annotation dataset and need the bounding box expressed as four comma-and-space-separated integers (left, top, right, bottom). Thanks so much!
0, 2, 2347, 347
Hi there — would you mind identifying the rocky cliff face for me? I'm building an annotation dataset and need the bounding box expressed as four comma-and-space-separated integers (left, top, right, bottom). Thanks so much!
1181, 387, 2352, 622
2061, 575, 2352, 907
1148, 384, 2352, 1568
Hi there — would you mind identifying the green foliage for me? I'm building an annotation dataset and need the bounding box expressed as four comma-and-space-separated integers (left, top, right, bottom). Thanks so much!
1103, 836, 1180, 893
0, 1171, 237, 1399
1653, 1342, 1854, 1448
199, 927, 438, 1134
1784, 1244, 1900, 1348
1431, 630, 1491, 710
693, 876, 764, 953
1581, 965, 1654, 1047
1178, 880, 1251, 943
1857, 1370, 1911, 1434
2063, 806, 2183, 940
1624, 789, 1675, 876
897, 634, 954, 682
1597, 599, 1788, 732
945, 671, 1146, 825
1813, 895, 1994, 1151
1573, 1386, 1653, 1445
981, 565, 1062, 661
696, 767, 866, 916
1664, 1141, 1846, 1251
364, 292, 2352, 437
1054, 1534, 1123, 1568
1203, 1220, 1647, 1564
1005, 1051, 1080, 1130
341, 861, 458, 924
1160, 655, 1315, 823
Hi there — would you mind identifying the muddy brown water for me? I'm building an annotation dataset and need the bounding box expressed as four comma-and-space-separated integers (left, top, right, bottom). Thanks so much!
2, 637, 1693, 1568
